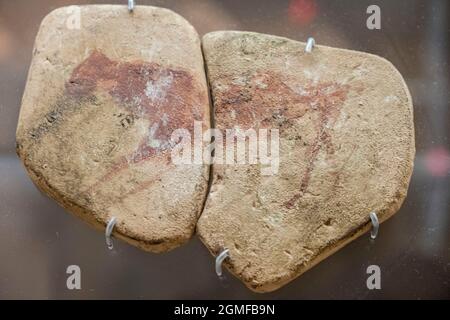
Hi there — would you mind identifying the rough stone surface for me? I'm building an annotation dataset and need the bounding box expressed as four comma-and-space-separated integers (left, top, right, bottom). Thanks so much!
16, 5, 210, 252
198, 31, 415, 292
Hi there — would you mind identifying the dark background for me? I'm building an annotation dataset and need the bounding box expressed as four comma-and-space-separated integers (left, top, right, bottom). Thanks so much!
0, 0, 449, 299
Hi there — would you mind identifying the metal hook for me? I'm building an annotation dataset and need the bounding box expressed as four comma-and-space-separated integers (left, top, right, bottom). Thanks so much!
305, 37, 315, 53
215, 248, 229, 277
370, 212, 379, 240
128, 0, 135, 13
105, 217, 117, 250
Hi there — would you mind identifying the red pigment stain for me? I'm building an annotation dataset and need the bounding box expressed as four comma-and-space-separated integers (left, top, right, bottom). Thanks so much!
214, 72, 309, 130
284, 81, 351, 209
116, 177, 159, 203
66, 51, 206, 194
213, 71, 351, 208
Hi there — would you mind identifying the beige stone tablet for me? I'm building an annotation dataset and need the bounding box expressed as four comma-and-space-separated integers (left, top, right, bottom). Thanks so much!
198, 31, 415, 292
16, 5, 210, 252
